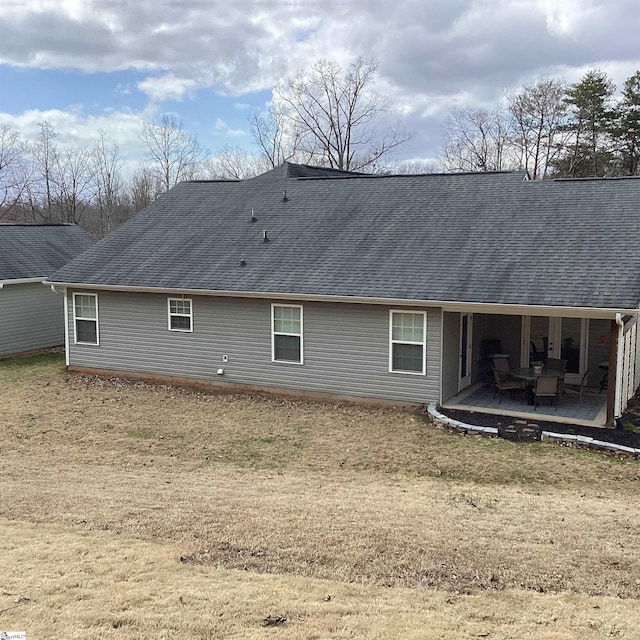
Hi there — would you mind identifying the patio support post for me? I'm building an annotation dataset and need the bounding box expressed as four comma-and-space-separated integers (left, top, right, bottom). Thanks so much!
606, 319, 617, 426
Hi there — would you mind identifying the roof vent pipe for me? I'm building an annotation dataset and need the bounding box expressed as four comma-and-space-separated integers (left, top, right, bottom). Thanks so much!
250, 208, 257, 223
240, 254, 247, 266
263, 230, 269, 243
282, 189, 288, 202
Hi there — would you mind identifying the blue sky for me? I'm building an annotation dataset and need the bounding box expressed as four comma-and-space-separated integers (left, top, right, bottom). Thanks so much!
1, 0, 639, 168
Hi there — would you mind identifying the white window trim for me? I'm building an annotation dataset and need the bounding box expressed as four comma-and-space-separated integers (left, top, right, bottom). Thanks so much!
389, 309, 427, 375
271, 303, 304, 364
73, 292, 99, 346
167, 297, 193, 332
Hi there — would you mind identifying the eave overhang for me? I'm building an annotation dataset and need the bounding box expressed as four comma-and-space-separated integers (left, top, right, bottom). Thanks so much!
45, 281, 640, 320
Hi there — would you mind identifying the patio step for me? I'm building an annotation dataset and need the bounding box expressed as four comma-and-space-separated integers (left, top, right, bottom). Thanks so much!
498, 419, 541, 442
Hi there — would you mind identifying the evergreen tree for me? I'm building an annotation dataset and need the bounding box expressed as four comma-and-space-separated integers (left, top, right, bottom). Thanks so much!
551, 70, 616, 177
612, 71, 640, 175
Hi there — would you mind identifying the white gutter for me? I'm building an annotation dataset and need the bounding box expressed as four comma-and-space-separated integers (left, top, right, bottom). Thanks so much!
614, 313, 625, 419
43, 281, 637, 319
1, 277, 47, 286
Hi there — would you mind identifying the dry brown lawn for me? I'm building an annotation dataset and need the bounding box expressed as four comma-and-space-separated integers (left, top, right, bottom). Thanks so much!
1, 352, 640, 639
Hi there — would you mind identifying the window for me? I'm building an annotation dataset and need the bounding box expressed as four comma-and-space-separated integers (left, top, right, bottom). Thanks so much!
168, 298, 193, 332
272, 304, 303, 363
73, 293, 99, 345
389, 310, 426, 374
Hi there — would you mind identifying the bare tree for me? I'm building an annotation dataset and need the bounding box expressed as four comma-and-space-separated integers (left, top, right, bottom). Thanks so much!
139, 115, 205, 191
128, 165, 163, 213
441, 106, 516, 172
92, 132, 125, 236
249, 103, 292, 168
50, 145, 95, 224
262, 58, 411, 171
200, 145, 270, 180
384, 158, 444, 174
507, 78, 568, 179
23, 121, 60, 221
0, 125, 30, 220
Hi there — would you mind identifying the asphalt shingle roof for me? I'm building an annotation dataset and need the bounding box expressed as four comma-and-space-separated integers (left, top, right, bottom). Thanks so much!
49, 164, 640, 310
1, 223, 95, 281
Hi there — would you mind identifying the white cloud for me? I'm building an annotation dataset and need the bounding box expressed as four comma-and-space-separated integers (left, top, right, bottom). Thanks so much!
0, 0, 639, 160
213, 118, 246, 138
0, 107, 148, 160
137, 74, 199, 102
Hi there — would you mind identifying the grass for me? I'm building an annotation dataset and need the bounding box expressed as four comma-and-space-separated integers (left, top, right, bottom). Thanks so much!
1, 353, 640, 638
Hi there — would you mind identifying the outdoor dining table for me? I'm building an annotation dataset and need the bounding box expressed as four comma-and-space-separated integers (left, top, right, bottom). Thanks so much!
510, 367, 563, 405
510, 367, 564, 384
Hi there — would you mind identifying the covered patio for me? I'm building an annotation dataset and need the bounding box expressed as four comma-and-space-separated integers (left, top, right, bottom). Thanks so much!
440, 308, 638, 428
443, 381, 608, 427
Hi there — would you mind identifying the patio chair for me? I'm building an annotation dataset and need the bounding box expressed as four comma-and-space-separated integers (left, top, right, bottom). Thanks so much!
493, 369, 524, 404
579, 368, 598, 403
533, 375, 558, 410
493, 356, 520, 382
545, 358, 568, 393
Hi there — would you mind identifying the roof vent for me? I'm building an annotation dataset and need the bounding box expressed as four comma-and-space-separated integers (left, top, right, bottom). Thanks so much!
250, 208, 257, 223
263, 230, 269, 243
240, 254, 247, 266
282, 189, 288, 202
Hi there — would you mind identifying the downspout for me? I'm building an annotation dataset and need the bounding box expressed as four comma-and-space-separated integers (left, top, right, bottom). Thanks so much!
614, 313, 624, 419
50, 285, 70, 367
63, 289, 70, 367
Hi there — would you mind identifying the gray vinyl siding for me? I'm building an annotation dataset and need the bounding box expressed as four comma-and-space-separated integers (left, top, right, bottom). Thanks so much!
67, 290, 441, 404
0, 282, 64, 356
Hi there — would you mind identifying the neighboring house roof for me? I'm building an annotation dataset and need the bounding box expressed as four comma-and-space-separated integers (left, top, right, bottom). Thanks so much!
49, 163, 640, 310
0, 223, 95, 281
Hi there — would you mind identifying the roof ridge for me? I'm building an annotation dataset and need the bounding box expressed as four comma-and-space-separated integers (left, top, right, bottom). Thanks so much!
0, 222, 77, 227
551, 175, 640, 182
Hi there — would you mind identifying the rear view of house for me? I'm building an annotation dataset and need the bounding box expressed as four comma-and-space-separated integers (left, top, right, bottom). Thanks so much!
0, 223, 95, 357
47, 164, 640, 427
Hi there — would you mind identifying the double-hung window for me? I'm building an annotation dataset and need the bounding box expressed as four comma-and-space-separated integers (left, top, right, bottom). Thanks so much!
73, 293, 99, 345
168, 298, 193, 332
272, 304, 303, 364
389, 310, 426, 374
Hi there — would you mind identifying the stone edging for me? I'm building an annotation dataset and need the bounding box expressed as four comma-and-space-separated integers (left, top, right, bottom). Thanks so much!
427, 403, 640, 456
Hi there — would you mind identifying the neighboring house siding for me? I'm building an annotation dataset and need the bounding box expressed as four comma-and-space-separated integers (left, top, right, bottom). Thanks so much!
0, 282, 63, 356
66, 290, 441, 404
